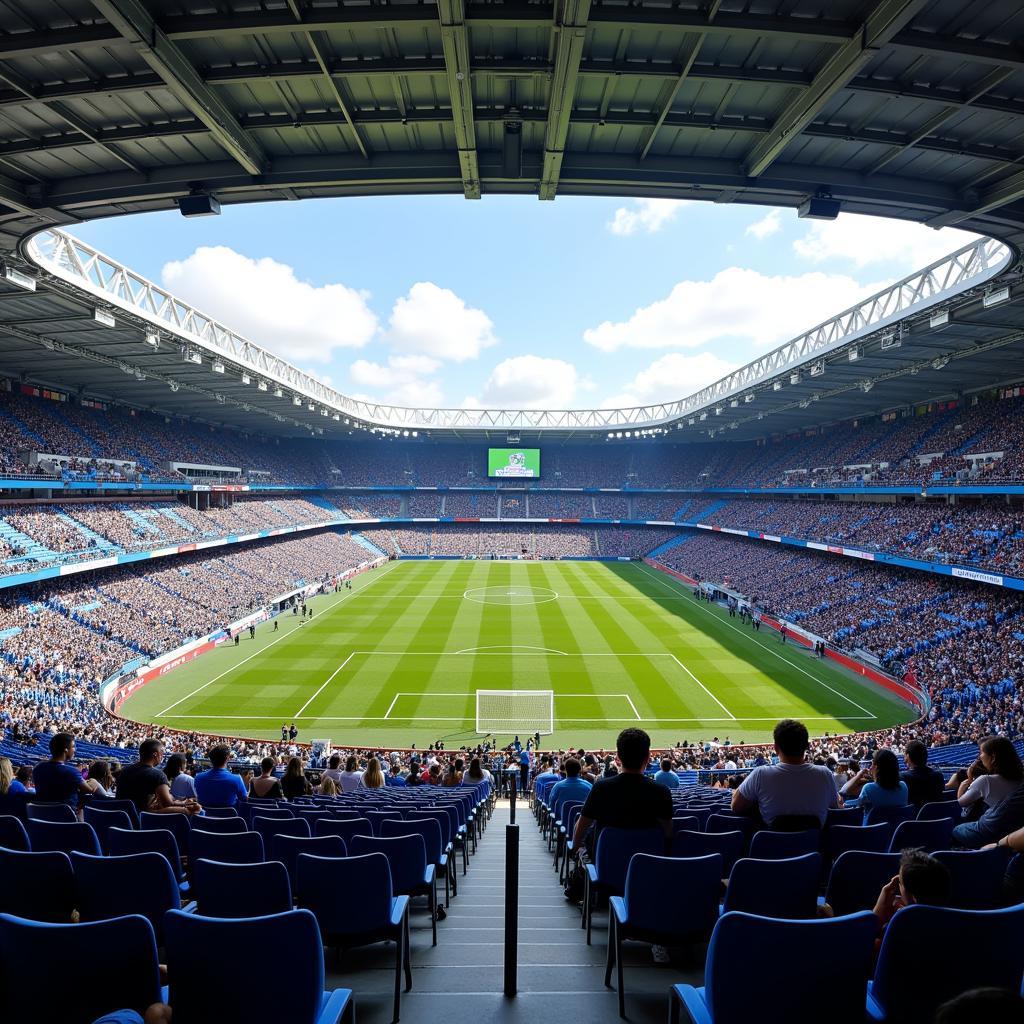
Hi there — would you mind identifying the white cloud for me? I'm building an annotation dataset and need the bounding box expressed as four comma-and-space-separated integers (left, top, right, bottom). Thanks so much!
386, 281, 497, 362
161, 246, 377, 363
793, 213, 977, 270
602, 352, 739, 408
608, 198, 689, 236
583, 267, 882, 353
349, 354, 444, 406
746, 208, 783, 240
469, 355, 587, 409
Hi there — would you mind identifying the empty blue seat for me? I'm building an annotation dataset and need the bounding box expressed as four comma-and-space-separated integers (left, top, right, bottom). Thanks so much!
0, 847, 74, 921
187, 814, 246, 834
670, 910, 878, 1024
824, 823, 893, 863
584, 827, 666, 944
865, 805, 916, 828
83, 806, 133, 854
189, 827, 264, 864
606, 854, 722, 1018
381, 817, 450, 907
315, 817, 373, 845
108, 826, 186, 886
201, 805, 240, 818
253, 814, 310, 851
164, 908, 354, 1024
26, 802, 76, 824
93, 799, 141, 828
0, 813, 29, 851
723, 853, 821, 919
0, 912, 161, 1024
672, 829, 744, 874
140, 811, 192, 857
273, 833, 346, 889
670, 815, 700, 834
192, 857, 292, 917
888, 818, 955, 853
933, 847, 1012, 910
916, 801, 963, 823
26, 819, 100, 857
749, 828, 818, 860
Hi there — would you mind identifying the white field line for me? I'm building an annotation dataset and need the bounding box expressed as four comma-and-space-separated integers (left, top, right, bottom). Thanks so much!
158, 714, 873, 723
669, 654, 737, 721
155, 561, 401, 719
382, 692, 401, 720
454, 644, 568, 655
636, 562, 876, 719
293, 651, 357, 718
624, 694, 642, 721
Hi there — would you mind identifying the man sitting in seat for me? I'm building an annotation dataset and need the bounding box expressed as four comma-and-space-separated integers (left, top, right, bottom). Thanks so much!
548, 757, 592, 823
32, 732, 100, 811
900, 740, 945, 807
730, 718, 839, 828
194, 745, 247, 808
118, 739, 201, 816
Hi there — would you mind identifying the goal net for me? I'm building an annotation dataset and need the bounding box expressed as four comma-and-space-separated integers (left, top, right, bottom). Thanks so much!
475, 689, 554, 735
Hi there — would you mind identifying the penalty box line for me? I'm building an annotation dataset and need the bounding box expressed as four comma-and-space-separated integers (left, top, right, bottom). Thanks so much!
385, 692, 642, 721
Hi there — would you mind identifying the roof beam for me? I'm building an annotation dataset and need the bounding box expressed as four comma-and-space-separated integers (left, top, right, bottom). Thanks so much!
890, 30, 1024, 71
285, 2, 369, 160
90, 0, 268, 176
638, 32, 706, 160
743, 0, 929, 178
539, 0, 592, 200
0, 25, 122, 59
437, 0, 481, 199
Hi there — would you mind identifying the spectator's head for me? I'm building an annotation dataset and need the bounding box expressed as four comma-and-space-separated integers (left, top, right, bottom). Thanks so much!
389, 761, 403, 776
88, 760, 112, 790
208, 745, 231, 769
14, 766, 31, 787
329, 754, 341, 770
345, 756, 358, 773
563, 757, 581, 778
466, 756, 484, 780
285, 756, 304, 779
904, 740, 929, 769
872, 748, 901, 790
773, 719, 809, 762
0, 757, 12, 795
616, 728, 651, 772
319, 774, 337, 796
165, 753, 186, 780
660, 757, 673, 772
979, 736, 1024, 782
363, 756, 384, 789
139, 738, 163, 766
935, 988, 1024, 1024
50, 732, 75, 761
259, 756, 275, 776
898, 848, 951, 908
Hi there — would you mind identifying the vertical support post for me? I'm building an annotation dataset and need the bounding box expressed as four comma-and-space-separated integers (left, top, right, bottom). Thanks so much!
509, 771, 516, 824
504, 822, 519, 998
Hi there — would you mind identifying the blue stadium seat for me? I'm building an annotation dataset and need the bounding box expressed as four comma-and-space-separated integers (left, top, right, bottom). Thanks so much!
186, 813, 246, 834
722, 853, 821, 919
83, 806, 133, 854
933, 848, 1012, 910
669, 911, 878, 1024
93, 798, 141, 828
888, 818, 955, 853
140, 810, 192, 857
192, 858, 292, 918
824, 851, 902, 917
108, 826, 187, 888
272, 833, 346, 889
26, 819, 100, 857
164, 908, 354, 1024
381, 817, 450, 907
0, 913, 162, 1024
748, 828, 818, 860
189, 827, 264, 865
865, 805, 916, 828
253, 814, 310, 851
824, 823, 893, 863
672, 829, 744, 874
0, 813, 29, 851
26, 802, 76, 823
297, 852, 410, 1023
916, 800, 963, 822
606, 853, 722, 1018
0, 847, 75, 921
200, 805, 240, 818
314, 817, 373, 846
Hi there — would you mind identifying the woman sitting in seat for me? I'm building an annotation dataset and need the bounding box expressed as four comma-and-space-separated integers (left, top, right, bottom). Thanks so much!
249, 757, 284, 799
841, 749, 909, 824
359, 756, 385, 790
959, 737, 1023, 816
281, 756, 312, 800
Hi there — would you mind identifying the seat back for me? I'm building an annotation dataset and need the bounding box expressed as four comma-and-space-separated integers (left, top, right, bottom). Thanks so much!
623, 853, 721, 938
0, 912, 161, 1024
253, 815, 310, 850
192, 858, 292, 918
365, 809, 397, 835
872, 904, 1024, 1022
824, 823, 893, 863
723, 853, 821, 919
889, 818, 955, 853
704, 911, 877, 1024
407, 809, 452, 848
593, 827, 666, 893
71, 851, 179, 941
296, 851, 393, 937
824, 851, 902, 917
95, 799, 141, 827
200, 806, 240, 818
187, 814, 246, 834
350, 833, 428, 895
140, 811, 192, 856
670, 815, 700, 834
933, 848, 1012, 910
26, 819, 100, 857
864, 805, 915, 827
916, 801, 963, 822
107, 826, 183, 880
26, 802, 76, 824
189, 827, 264, 864
0, 814, 29, 851
0, 847, 74, 921
314, 817, 372, 845
825, 807, 863, 829
672, 830, 744, 873
705, 813, 752, 837
272, 834, 346, 887
164, 908, 327, 1023
749, 828, 818, 860
82, 806, 133, 853
381, 817, 442, 864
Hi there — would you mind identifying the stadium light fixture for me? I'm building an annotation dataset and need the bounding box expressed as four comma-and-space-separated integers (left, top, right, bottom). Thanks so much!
729, 399, 739, 408
1, 264, 36, 291
983, 286, 1010, 308
932, 356, 950, 370
42, 338, 55, 351
257, 380, 268, 391
178, 192, 221, 218
809, 360, 824, 377
699, 412, 707, 421
273, 387, 283, 398
848, 345, 862, 361
880, 332, 901, 350
184, 349, 202, 365
135, 370, 146, 381
145, 332, 160, 349
307, 401, 315, 411
412, 431, 418, 438
93, 308, 115, 328
688, 417, 695, 426
790, 371, 801, 385
240, 373, 251, 385
930, 310, 949, 328
211, 360, 225, 374
293, 396, 302, 406
715, 406, 723, 415
772, 380, 783, 391
799, 399, 810, 409
744, 394, 755, 403
333, 413, 341, 421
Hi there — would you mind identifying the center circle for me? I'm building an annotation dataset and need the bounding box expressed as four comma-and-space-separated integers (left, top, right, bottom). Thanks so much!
463, 585, 558, 606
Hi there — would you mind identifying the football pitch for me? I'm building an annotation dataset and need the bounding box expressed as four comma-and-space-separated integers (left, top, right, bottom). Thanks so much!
120, 559, 917, 749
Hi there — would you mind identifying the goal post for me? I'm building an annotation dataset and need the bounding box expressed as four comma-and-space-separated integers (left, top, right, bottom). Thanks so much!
475, 689, 554, 735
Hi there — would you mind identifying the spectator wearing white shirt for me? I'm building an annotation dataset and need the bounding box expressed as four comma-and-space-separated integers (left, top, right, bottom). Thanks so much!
338, 755, 364, 793
958, 736, 1024, 814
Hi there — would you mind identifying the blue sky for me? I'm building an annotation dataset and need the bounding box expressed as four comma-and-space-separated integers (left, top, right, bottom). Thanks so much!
71, 197, 977, 410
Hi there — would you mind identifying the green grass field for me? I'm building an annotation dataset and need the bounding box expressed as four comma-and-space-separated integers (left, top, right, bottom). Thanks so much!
119, 559, 917, 749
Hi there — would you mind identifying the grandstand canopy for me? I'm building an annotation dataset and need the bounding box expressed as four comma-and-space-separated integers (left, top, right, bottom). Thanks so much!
1, 0, 1024, 440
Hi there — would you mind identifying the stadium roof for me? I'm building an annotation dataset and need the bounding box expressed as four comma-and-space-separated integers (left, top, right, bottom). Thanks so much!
1, 0, 1024, 441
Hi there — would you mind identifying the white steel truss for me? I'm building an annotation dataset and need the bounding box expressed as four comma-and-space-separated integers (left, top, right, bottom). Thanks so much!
26, 228, 1010, 432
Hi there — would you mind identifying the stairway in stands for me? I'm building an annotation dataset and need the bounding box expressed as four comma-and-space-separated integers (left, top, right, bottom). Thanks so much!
325, 799, 698, 1023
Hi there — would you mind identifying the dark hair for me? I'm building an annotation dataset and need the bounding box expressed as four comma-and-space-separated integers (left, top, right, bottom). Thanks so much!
329, 754, 341, 769
980, 736, 1024, 782
345, 756, 358, 772
260, 757, 275, 774
872, 748, 901, 790
563, 757, 581, 778
284, 757, 304, 779
935, 988, 1024, 1024
165, 753, 186, 780
465, 756, 485, 781
899, 848, 951, 906
773, 719, 809, 759
616, 728, 652, 771
208, 744, 230, 768
660, 757, 673, 772
904, 740, 928, 768
88, 760, 112, 789
139, 738, 162, 763
15, 766, 31, 784
49, 732, 74, 758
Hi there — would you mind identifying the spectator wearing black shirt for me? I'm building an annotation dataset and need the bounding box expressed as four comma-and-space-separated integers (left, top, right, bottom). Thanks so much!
572, 728, 672, 856
117, 739, 201, 816
900, 740, 945, 806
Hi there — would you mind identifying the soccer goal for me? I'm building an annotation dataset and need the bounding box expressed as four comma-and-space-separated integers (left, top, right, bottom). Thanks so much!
475, 689, 554, 735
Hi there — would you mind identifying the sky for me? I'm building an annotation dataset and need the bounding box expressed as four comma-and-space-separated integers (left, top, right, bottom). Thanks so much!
70, 196, 979, 412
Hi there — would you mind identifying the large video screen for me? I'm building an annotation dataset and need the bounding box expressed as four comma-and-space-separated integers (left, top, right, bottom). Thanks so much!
488, 447, 541, 479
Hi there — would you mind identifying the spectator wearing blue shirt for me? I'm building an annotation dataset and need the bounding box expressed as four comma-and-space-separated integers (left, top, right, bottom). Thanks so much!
32, 733, 99, 811
841, 748, 909, 824
386, 762, 407, 786
653, 757, 681, 790
195, 745, 248, 807
519, 748, 531, 794
548, 758, 592, 820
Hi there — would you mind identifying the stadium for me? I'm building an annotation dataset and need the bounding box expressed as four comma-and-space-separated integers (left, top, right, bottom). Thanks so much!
1, 1, 1024, 1022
